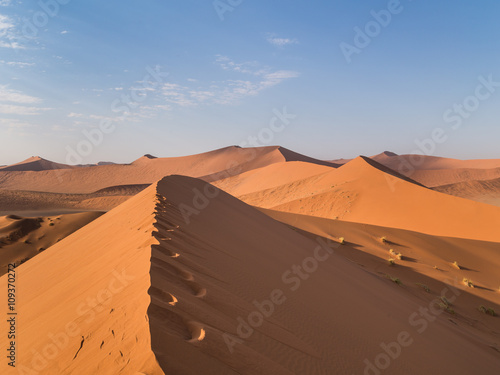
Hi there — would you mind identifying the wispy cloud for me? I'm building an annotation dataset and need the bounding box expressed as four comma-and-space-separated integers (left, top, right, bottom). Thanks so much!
61, 30, 68, 34
266, 34, 299, 47
0, 104, 50, 115
0, 1, 11, 7
0, 85, 50, 115
0, 60, 35, 68
154, 57, 299, 109
0, 85, 41, 104
0, 14, 23, 49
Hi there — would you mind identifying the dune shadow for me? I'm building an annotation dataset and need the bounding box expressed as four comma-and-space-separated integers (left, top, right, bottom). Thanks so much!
474, 285, 496, 292
459, 266, 479, 272
401, 256, 418, 263
384, 239, 409, 248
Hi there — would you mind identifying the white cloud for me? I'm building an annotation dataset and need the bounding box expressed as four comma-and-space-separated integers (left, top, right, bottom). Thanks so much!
0, 85, 49, 115
0, 85, 41, 104
67, 112, 84, 118
0, 14, 14, 33
0, 60, 35, 68
215, 55, 265, 75
0, 104, 50, 115
155, 57, 299, 108
0, 14, 23, 49
60, 30, 68, 34
0, 0, 12, 6
266, 34, 299, 47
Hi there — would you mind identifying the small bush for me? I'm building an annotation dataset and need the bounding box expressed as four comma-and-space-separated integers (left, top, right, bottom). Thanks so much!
390, 249, 403, 260
380, 236, 387, 243
438, 302, 455, 314
416, 283, 430, 293
463, 278, 474, 288
479, 305, 497, 316
339, 237, 345, 244
452, 261, 461, 270
386, 274, 402, 285
49, 223, 55, 226
440, 296, 452, 307
388, 258, 396, 266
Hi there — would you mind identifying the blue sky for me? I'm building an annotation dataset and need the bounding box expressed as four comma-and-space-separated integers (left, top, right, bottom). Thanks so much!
1, 0, 500, 165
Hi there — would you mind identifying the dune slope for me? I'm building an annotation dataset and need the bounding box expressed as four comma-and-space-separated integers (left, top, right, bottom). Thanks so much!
236, 156, 500, 242
0, 146, 338, 194
0, 211, 103, 275
1, 175, 499, 374
0, 157, 75, 172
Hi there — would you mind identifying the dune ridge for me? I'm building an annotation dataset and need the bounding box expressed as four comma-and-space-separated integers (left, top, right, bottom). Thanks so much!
0, 146, 337, 194
0, 156, 75, 172
230, 156, 500, 242
2, 175, 500, 374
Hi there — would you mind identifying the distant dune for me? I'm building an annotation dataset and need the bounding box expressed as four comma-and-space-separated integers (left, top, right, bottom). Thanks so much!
0, 146, 338, 194
229, 156, 500, 242
331, 152, 500, 189
433, 177, 500, 207
1, 175, 498, 374
0, 156, 76, 172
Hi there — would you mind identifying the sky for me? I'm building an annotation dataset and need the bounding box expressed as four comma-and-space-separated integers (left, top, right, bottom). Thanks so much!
1, 0, 500, 165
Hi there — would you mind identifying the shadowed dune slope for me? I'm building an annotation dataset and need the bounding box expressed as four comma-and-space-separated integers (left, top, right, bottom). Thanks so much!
0, 185, 149, 213
433, 177, 500, 207
410, 167, 500, 188
0, 146, 338, 194
235, 157, 500, 242
1, 175, 500, 374
330, 152, 500, 187
371, 153, 500, 171
0, 212, 103, 275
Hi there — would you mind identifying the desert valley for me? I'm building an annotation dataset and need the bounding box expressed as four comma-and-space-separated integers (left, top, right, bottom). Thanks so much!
0, 145, 499, 374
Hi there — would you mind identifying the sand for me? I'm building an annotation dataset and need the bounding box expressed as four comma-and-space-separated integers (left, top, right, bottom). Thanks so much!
0, 147, 499, 374
0, 146, 338, 194
0, 175, 499, 374
231, 156, 500, 242
0, 211, 103, 275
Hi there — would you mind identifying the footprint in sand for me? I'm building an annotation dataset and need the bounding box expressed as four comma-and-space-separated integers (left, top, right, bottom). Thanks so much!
186, 322, 206, 342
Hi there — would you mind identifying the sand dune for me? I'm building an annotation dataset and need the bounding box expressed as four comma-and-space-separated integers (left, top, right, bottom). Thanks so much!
371, 152, 500, 171
410, 167, 500, 188
0, 146, 337, 194
233, 156, 500, 242
332, 151, 500, 170
0, 211, 103, 275
0, 156, 75, 172
0, 185, 148, 213
2, 175, 499, 374
260, 208, 500, 304
213, 161, 334, 196
330, 152, 500, 187
433, 177, 500, 207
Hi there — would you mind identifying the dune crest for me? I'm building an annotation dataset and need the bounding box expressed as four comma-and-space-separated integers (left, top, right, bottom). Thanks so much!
2, 175, 499, 374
